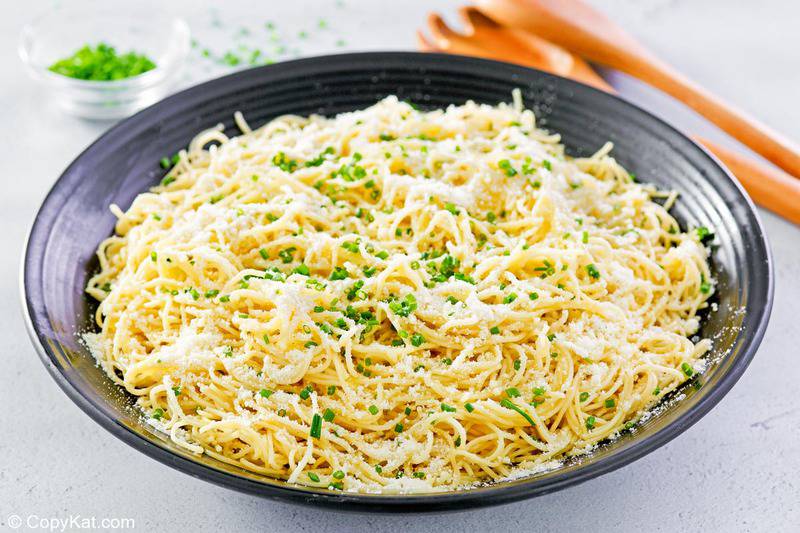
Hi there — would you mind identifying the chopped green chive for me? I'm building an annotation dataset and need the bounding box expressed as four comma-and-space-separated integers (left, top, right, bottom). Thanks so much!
330, 266, 349, 280
529, 292, 539, 300
272, 152, 298, 172
440, 403, 456, 413
505, 387, 521, 398
586, 264, 601, 279
309, 414, 322, 439
696, 226, 713, 242
323, 408, 336, 422
681, 362, 694, 377
500, 398, 535, 426
278, 247, 296, 264
410, 333, 425, 347
308, 472, 320, 482
394, 423, 404, 433
464, 403, 475, 413
579, 392, 589, 402
292, 263, 310, 276
332, 470, 345, 480
388, 293, 417, 317
489, 326, 500, 335
498, 159, 517, 177
259, 389, 273, 398
586, 416, 596, 430
700, 273, 711, 294
605, 398, 616, 408
368, 405, 379, 415
502, 293, 518, 304
341, 241, 360, 254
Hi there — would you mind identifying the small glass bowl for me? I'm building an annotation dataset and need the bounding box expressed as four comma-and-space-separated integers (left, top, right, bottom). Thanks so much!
19, 7, 190, 120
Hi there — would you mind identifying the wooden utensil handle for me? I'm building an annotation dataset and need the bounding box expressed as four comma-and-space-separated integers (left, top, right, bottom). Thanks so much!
632, 55, 800, 180
695, 137, 800, 224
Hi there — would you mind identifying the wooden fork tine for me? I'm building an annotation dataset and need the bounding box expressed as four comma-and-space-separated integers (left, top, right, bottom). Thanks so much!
416, 30, 436, 51
459, 6, 501, 30
427, 12, 464, 44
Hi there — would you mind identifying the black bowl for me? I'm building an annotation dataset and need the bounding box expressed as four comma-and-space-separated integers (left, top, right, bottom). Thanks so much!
21, 52, 773, 512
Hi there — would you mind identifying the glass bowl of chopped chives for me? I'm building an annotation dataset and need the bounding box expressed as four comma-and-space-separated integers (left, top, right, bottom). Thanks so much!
19, 7, 190, 119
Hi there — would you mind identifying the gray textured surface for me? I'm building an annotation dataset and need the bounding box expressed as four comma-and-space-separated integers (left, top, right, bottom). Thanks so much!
2, 0, 799, 531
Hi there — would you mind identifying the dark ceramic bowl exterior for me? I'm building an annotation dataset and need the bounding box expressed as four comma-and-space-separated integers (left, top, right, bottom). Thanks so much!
21, 53, 772, 512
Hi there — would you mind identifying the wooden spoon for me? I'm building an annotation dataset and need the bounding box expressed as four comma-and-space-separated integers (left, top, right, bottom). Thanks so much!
418, 7, 800, 224
478, 0, 800, 181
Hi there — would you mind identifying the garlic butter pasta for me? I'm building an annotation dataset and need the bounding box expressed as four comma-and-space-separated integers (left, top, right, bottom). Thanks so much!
85, 93, 713, 493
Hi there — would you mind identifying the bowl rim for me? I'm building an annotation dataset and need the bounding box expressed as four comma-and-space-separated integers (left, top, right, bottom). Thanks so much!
20, 51, 774, 512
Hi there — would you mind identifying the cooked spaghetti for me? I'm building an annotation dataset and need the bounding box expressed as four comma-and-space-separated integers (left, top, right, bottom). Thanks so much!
85, 93, 714, 493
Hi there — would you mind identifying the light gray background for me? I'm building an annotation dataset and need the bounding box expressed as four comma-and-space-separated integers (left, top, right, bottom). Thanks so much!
2, 1, 798, 531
